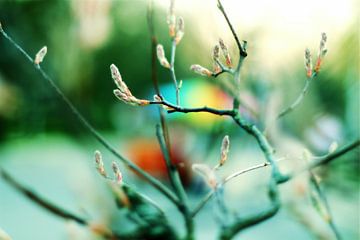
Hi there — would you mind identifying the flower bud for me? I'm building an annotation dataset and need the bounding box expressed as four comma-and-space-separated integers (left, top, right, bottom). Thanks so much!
219, 135, 230, 166
110, 64, 131, 95
95, 150, 107, 177
153, 94, 162, 102
34, 46, 47, 65
212, 45, 221, 73
314, 33, 327, 73
175, 17, 184, 44
167, 0, 176, 37
304, 48, 312, 78
213, 45, 220, 61
111, 64, 150, 106
112, 161, 123, 184
156, 44, 171, 69
328, 141, 338, 154
219, 38, 232, 67
113, 89, 149, 106
190, 64, 213, 77
178, 79, 183, 89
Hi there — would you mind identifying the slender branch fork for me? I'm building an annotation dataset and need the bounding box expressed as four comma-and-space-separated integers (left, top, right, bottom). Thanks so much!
191, 139, 360, 217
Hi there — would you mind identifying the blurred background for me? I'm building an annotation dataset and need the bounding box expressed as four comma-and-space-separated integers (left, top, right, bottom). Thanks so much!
0, 0, 359, 239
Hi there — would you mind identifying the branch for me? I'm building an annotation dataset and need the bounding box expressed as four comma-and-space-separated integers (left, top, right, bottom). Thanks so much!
170, 40, 181, 106
307, 170, 342, 240
277, 74, 314, 119
0, 168, 127, 239
191, 162, 271, 217
0, 26, 178, 205
290, 139, 360, 179
156, 125, 194, 238
219, 180, 280, 240
217, 0, 247, 57
191, 140, 359, 219
150, 98, 236, 116
147, 0, 173, 168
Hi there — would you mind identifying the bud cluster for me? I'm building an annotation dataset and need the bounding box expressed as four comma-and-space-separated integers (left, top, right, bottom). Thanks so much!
110, 64, 149, 106
314, 32, 327, 73
304, 33, 328, 77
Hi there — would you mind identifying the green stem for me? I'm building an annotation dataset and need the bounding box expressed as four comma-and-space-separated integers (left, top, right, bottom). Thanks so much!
277, 75, 314, 119
219, 179, 280, 240
191, 162, 271, 217
233, 113, 288, 183
156, 125, 194, 239
0, 168, 131, 240
150, 98, 235, 116
170, 39, 180, 106
217, 0, 247, 57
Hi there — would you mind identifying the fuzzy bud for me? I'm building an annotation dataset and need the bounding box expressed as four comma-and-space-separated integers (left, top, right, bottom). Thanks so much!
175, 17, 184, 44
178, 79, 183, 89
167, 0, 176, 37
219, 135, 230, 166
34, 46, 47, 65
156, 44, 171, 68
192, 163, 217, 188
219, 38, 232, 67
153, 94, 162, 102
213, 45, 220, 61
190, 64, 213, 77
328, 141, 338, 154
110, 64, 131, 95
111, 64, 149, 106
314, 33, 327, 73
212, 45, 221, 73
95, 150, 107, 177
112, 161, 123, 184
304, 48, 312, 78
113, 89, 149, 106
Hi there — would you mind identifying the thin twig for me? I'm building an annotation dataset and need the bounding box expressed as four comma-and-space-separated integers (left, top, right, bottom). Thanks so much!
290, 139, 360, 179
147, 0, 172, 164
122, 182, 166, 217
277, 75, 314, 119
156, 125, 194, 239
217, 0, 247, 57
0, 168, 87, 225
150, 99, 236, 116
0, 27, 178, 205
0, 168, 128, 240
308, 171, 342, 240
192, 140, 359, 219
191, 162, 271, 217
170, 39, 180, 105
219, 179, 280, 240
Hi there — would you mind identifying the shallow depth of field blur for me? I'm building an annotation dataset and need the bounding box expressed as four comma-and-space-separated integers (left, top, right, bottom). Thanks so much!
0, 0, 359, 239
